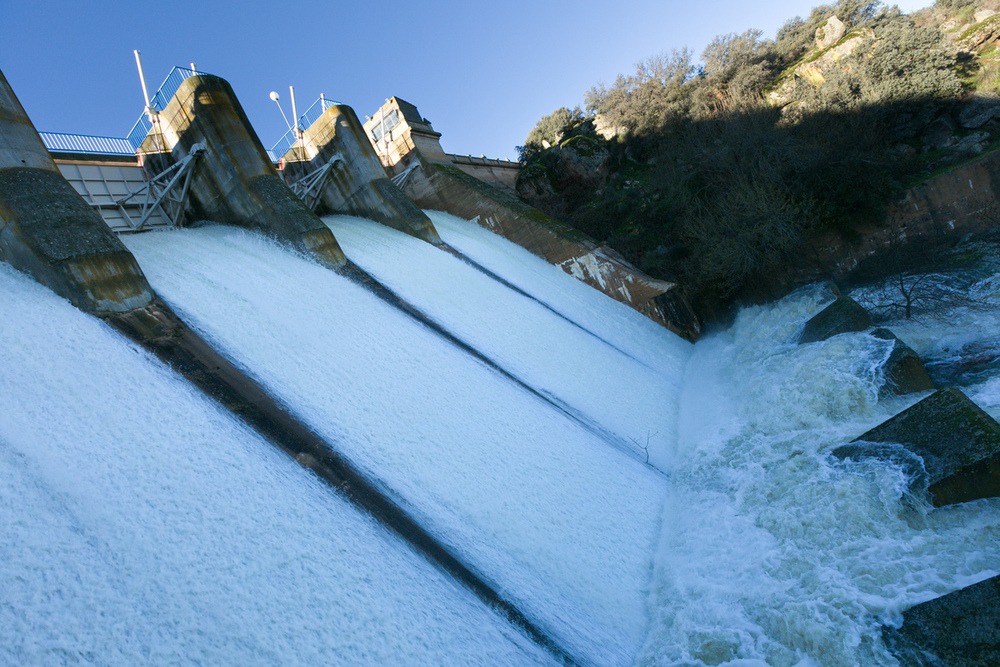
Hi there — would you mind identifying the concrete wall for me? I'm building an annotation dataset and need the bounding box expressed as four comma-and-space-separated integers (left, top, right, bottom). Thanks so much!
139, 74, 345, 269
0, 68, 153, 313
281, 104, 441, 244
446, 154, 520, 193
397, 153, 699, 337
361, 97, 695, 335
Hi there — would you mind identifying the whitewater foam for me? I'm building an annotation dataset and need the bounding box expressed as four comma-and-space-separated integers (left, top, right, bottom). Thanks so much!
0, 261, 556, 666
640, 288, 1000, 666
123, 224, 680, 664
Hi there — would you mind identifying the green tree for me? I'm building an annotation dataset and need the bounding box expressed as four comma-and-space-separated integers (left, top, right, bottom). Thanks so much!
701, 29, 771, 78
584, 49, 696, 135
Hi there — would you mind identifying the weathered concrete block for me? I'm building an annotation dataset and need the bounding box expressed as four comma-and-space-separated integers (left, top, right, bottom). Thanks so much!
138, 74, 346, 269
883, 574, 1000, 666
0, 68, 153, 313
833, 388, 1000, 506
798, 296, 872, 344
872, 328, 936, 396
283, 103, 442, 245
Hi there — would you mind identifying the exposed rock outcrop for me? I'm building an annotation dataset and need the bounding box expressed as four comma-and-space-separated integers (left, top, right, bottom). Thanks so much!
816, 16, 846, 49
919, 116, 956, 149
958, 13, 1000, 51
768, 26, 873, 106
516, 135, 610, 204
832, 388, 1000, 506
975, 9, 997, 23
958, 93, 1000, 129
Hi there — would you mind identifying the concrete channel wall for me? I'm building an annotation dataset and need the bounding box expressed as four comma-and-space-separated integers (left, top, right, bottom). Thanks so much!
361, 97, 698, 337
0, 69, 154, 313
280, 103, 442, 245
138, 74, 346, 268
395, 151, 697, 337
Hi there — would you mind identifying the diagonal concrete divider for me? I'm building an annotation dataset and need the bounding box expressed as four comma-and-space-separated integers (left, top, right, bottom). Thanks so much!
137, 74, 347, 268
0, 69, 154, 313
100, 297, 579, 667
279, 102, 442, 245
401, 150, 700, 339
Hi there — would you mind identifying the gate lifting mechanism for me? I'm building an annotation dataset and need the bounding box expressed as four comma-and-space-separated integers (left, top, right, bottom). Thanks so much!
117, 144, 204, 231
287, 152, 343, 212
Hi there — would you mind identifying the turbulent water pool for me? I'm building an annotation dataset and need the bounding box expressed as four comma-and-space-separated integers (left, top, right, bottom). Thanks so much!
2, 211, 998, 665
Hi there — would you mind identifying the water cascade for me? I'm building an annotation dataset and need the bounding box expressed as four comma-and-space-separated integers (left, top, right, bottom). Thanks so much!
4, 201, 1000, 664
0, 262, 557, 666
640, 285, 1000, 665
325, 213, 690, 469
120, 220, 678, 665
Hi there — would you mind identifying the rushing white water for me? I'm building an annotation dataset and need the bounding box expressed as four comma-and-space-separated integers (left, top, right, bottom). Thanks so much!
425, 209, 685, 377
639, 285, 1000, 666
326, 213, 690, 469
8, 207, 1000, 666
0, 262, 556, 666
852, 271, 1000, 422
122, 225, 674, 665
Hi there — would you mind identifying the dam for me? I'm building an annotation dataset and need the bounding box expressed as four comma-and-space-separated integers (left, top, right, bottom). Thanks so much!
3, 63, 1000, 666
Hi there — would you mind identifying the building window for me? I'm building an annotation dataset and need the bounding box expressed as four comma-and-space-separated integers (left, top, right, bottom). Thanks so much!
371, 109, 400, 143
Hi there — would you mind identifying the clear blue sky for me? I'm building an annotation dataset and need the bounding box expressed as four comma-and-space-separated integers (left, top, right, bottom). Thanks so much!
2, 0, 930, 161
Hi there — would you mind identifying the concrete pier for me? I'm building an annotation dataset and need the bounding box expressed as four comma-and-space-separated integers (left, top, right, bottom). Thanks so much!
279, 103, 442, 244
138, 74, 346, 268
0, 69, 153, 313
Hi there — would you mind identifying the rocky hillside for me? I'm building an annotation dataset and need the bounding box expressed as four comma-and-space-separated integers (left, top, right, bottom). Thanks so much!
516, 0, 1000, 321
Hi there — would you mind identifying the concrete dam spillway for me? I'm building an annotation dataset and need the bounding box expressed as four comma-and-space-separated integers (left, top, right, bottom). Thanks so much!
3, 64, 1000, 666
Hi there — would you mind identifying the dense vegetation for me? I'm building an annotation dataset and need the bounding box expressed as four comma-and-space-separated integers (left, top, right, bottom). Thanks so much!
516, 0, 1000, 316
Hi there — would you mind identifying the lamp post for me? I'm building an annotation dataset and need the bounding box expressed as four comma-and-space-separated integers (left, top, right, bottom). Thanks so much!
269, 91, 293, 134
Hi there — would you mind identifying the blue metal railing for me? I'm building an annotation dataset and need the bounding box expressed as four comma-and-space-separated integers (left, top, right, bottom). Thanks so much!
126, 66, 205, 150
269, 96, 342, 160
39, 131, 135, 155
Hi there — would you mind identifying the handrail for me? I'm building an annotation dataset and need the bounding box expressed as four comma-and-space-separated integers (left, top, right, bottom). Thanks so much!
127, 66, 206, 150
269, 95, 343, 160
448, 153, 520, 168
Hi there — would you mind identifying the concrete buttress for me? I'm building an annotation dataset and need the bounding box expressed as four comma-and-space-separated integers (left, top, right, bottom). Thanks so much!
139, 74, 346, 268
0, 69, 154, 313
281, 103, 442, 245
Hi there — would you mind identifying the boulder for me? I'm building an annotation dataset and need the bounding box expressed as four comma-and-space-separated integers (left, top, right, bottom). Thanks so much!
953, 131, 990, 155
553, 135, 610, 191
515, 162, 556, 200
883, 574, 1000, 666
798, 296, 872, 344
919, 116, 956, 149
975, 9, 997, 23
832, 388, 1000, 506
816, 16, 846, 49
517, 136, 610, 204
872, 329, 936, 396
